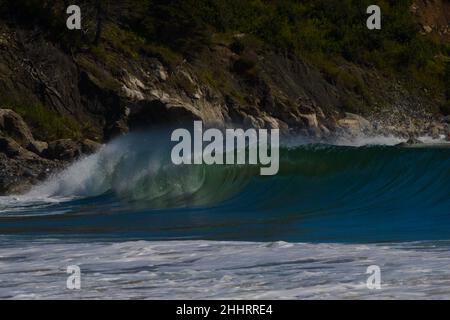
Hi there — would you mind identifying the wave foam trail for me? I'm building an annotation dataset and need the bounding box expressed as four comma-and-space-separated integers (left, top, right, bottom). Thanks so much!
2, 239, 450, 299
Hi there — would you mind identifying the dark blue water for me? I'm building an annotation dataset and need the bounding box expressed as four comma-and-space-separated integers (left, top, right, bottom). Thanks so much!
1, 134, 449, 243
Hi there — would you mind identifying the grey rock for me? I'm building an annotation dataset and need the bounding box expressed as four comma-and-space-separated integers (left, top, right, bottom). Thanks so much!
0, 109, 35, 147
337, 113, 373, 135
0, 136, 22, 157
298, 113, 319, 129
396, 137, 422, 147
27, 140, 48, 155
429, 125, 440, 139
81, 139, 102, 155
0, 151, 64, 195
44, 139, 82, 161
0, 136, 35, 159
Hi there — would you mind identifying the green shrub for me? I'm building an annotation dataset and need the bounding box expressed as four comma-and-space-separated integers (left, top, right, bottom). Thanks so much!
233, 57, 256, 75
3, 0, 449, 110
445, 62, 450, 99
7, 103, 83, 141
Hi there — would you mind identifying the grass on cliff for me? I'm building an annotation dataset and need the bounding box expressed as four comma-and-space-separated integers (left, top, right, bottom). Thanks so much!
6, 103, 83, 141
5, 0, 448, 87
134, 0, 448, 92
443, 61, 450, 115
3, 0, 450, 114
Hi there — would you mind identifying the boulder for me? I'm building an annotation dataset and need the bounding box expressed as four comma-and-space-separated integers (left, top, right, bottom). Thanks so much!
104, 120, 129, 141
242, 114, 263, 128
27, 140, 48, 155
262, 116, 288, 130
0, 109, 50, 156
81, 139, 101, 155
338, 113, 372, 135
320, 125, 331, 136
396, 137, 422, 147
0, 109, 35, 147
0, 136, 36, 159
44, 139, 82, 161
427, 126, 438, 139
423, 25, 433, 33
0, 136, 22, 157
0, 147, 63, 195
298, 113, 319, 129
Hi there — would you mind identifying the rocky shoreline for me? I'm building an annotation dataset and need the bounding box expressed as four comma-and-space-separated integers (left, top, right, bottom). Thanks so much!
0, 109, 100, 194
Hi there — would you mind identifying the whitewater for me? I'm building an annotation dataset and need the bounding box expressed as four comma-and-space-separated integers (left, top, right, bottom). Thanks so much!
0, 132, 449, 299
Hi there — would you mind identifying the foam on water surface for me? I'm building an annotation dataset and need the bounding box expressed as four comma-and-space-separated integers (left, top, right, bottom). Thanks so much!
1, 239, 450, 299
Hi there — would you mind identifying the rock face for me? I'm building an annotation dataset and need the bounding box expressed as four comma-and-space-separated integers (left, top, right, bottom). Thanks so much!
412, 0, 450, 41
337, 113, 373, 136
1, 18, 446, 144
44, 138, 101, 161
27, 140, 48, 155
0, 109, 102, 194
0, 136, 27, 158
44, 139, 82, 161
396, 137, 423, 147
0, 152, 63, 194
0, 132, 61, 194
81, 139, 102, 155
0, 109, 35, 147
0, 109, 50, 155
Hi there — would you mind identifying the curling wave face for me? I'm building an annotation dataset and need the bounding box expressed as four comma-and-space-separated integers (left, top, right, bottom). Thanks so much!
0, 132, 449, 243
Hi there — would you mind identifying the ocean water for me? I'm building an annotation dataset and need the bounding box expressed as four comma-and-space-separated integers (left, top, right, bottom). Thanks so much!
0, 132, 449, 299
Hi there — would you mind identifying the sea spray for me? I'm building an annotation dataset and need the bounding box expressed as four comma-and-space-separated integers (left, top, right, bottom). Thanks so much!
171, 121, 280, 175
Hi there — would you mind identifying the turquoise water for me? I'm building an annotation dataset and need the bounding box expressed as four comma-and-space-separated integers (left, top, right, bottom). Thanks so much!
1, 133, 449, 243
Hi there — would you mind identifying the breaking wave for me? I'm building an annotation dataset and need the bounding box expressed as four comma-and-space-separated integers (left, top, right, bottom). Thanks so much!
0, 131, 449, 242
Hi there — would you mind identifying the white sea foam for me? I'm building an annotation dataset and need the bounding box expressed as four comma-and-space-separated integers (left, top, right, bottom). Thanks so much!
331, 135, 406, 147
1, 239, 450, 299
332, 134, 450, 147
19, 133, 207, 205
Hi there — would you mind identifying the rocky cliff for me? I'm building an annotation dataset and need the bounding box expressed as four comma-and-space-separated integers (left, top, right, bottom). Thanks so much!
412, 0, 450, 40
